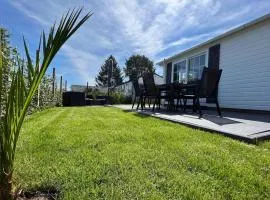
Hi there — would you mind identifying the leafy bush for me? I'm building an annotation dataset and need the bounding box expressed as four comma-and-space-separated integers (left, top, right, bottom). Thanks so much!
29, 75, 62, 114
86, 88, 105, 100
110, 92, 132, 104
0, 28, 62, 116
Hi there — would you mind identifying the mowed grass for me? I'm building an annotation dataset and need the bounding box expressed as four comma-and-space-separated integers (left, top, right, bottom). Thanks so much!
14, 107, 270, 199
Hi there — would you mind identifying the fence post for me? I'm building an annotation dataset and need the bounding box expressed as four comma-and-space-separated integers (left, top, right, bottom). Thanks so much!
60, 76, 63, 94
52, 67, 55, 96
65, 80, 67, 91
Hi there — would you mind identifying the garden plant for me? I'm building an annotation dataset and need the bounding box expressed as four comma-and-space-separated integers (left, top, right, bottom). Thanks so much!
0, 8, 91, 199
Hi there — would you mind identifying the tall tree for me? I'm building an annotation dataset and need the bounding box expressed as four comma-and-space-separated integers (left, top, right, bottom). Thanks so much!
95, 55, 123, 87
124, 54, 155, 79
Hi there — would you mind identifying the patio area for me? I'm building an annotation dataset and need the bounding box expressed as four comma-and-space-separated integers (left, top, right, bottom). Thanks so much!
113, 104, 270, 143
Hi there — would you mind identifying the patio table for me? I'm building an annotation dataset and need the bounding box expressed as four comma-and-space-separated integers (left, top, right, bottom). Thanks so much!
157, 82, 198, 95
156, 82, 199, 111
158, 82, 198, 90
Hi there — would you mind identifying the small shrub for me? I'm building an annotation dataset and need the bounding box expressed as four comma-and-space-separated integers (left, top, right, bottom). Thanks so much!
110, 92, 132, 104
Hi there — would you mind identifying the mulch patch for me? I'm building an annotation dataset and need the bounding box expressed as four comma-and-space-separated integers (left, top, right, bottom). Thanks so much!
17, 186, 59, 200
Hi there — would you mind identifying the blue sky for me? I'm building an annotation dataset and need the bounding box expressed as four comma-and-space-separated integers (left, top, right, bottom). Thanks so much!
1, 0, 270, 87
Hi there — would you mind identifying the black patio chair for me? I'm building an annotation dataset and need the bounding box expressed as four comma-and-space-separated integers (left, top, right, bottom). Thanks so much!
130, 76, 145, 109
183, 67, 222, 117
171, 83, 185, 111
174, 90, 184, 111
142, 72, 172, 111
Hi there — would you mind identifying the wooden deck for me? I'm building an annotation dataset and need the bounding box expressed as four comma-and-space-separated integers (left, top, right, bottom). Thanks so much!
113, 104, 270, 143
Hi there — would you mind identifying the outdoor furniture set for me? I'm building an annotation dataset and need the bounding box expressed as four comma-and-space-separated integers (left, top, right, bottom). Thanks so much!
131, 67, 222, 117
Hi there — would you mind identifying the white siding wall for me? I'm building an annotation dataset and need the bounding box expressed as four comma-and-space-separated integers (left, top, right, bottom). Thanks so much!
219, 20, 270, 111
162, 19, 270, 111
163, 66, 166, 84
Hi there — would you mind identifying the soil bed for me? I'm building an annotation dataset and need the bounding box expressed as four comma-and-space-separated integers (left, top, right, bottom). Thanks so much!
17, 187, 59, 200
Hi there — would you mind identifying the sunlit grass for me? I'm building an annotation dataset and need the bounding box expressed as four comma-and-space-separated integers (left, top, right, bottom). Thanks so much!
14, 107, 270, 199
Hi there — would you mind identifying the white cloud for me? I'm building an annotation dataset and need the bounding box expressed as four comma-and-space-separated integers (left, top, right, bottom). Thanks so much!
61, 44, 102, 85
162, 27, 228, 51
10, 1, 50, 26
107, 0, 190, 56
8, 0, 270, 84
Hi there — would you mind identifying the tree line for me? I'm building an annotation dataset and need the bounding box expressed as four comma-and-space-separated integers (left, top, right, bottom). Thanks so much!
95, 54, 155, 87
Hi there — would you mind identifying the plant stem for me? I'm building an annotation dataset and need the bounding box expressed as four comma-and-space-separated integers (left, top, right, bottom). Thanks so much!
0, 172, 13, 200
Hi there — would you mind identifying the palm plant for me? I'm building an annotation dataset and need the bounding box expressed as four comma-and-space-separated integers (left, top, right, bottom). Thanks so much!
0, 8, 92, 199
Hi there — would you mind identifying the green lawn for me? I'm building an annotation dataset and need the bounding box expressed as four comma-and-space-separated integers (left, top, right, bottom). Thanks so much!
14, 107, 270, 199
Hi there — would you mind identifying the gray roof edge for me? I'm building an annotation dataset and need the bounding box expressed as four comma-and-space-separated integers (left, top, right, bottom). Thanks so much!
156, 13, 270, 66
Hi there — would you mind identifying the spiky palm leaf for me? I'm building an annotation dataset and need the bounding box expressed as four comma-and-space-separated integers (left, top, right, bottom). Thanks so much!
0, 8, 92, 199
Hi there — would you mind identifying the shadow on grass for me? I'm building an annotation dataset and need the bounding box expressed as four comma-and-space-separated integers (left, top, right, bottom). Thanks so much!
18, 185, 60, 200
133, 112, 152, 119
121, 109, 134, 113
120, 109, 152, 119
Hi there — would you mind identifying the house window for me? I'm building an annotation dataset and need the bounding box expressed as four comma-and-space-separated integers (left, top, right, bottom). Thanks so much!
173, 60, 187, 83
188, 54, 206, 81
